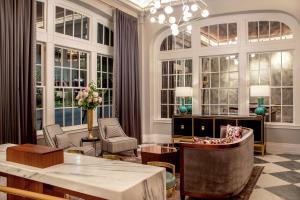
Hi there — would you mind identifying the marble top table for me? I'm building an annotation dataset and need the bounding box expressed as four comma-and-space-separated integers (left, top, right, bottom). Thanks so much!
0, 144, 166, 200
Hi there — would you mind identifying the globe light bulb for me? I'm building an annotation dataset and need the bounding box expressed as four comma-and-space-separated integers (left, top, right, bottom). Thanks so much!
191, 4, 199, 12
171, 24, 178, 30
158, 14, 166, 22
183, 15, 189, 22
201, 9, 209, 17
182, 5, 189, 13
172, 28, 179, 36
186, 12, 192, 18
187, 25, 192, 32
150, 17, 156, 23
150, 7, 157, 14
168, 16, 176, 24
154, 1, 161, 9
164, 6, 173, 14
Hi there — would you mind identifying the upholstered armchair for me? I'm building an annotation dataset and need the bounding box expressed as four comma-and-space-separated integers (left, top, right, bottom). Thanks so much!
97, 118, 138, 156
43, 124, 95, 156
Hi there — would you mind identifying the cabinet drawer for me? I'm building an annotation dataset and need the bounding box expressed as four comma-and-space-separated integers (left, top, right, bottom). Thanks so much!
193, 118, 214, 138
173, 118, 192, 137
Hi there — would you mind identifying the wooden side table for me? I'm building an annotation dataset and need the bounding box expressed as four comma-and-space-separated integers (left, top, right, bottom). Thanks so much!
80, 137, 100, 157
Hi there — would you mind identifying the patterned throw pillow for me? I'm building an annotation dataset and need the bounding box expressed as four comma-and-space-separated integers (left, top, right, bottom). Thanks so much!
105, 124, 124, 138
226, 124, 242, 141
193, 136, 232, 144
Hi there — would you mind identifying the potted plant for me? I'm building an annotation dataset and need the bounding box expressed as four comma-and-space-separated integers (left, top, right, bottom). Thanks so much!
76, 82, 102, 139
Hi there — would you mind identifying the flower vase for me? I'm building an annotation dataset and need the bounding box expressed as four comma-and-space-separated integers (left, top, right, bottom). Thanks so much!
87, 109, 94, 139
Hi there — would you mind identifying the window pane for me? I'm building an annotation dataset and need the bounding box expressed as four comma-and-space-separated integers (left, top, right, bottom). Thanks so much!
168, 35, 175, 50
55, 89, 63, 108
271, 88, 281, 105
55, 109, 63, 126
219, 89, 228, 104
161, 90, 168, 104
228, 89, 238, 105
110, 30, 114, 46
161, 105, 168, 118
175, 32, 183, 49
72, 51, 79, 69
80, 52, 87, 69
36, 87, 43, 109
185, 75, 192, 87
108, 57, 113, 73
63, 68, 70, 86
211, 73, 219, 88
202, 105, 209, 115
169, 90, 175, 104
63, 49, 71, 67
80, 70, 87, 87
104, 26, 110, 45
65, 9, 74, 36
228, 23, 237, 44
184, 32, 191, 48
281, 23, 293, 39
209, 25, 218, 46
248, 22, 258, 42
65, 108, 73, 126
201, 89, 209, 104
259, 21, 270, 41
160, 38, 167, 51
271, 52, 281, 86
210, 89, 218, 104
36, 1, 44, 29
55, 7, 64, 34
98, 23, 103, 44
211, 57, 219, 72
64, 89, 72, 107
102, 56, 107, 72
55, 47, 62, 66
202, 57, 210, 72
282, 51, 293, 86
36, 110, 43, 130
74, 12, 82, 38
72, 69, 79, 87
282, 106, 293, 123
185, 59, 192, 73
74, 108, 81, 125
220, 57, 228, 72
249, 53, 259, 70
218, 24, 227, 45
55, 68, 61, 86
282, 88, 293, 105
202, 73, 210, 88
271, 106, 281, 122
82, 16, 89, 40
200, 26, 209, 47
270, 21, 281, 40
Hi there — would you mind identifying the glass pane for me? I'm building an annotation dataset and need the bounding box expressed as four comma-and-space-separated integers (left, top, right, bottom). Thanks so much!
220, 105, 228, 115
108, 57, 113, 73
228, 89, 238, 104
97, 72, 101, 88
74, 108, 81, 125
55, 89, 63, 108
211, 73, 219, 88
210, 105, 219, 115
249, 53, 259, 70
162, 76, 168, 89
82, 110, 87, 124
175, 32, 183, 49
98, 23, 103, 44
74, 12, 82, 38
65, 9, 73, 36
109, 90, 113, 104
282, 88, 293, 105
168, 105, 175, 118
55, 109, 63, 126
80, 52, 87, 69
220, 56, 228, 72
161, 105, 168, 118
259, 21, 270, 42
82, 16, 89, 40
210, 89, 218, 104
161, 90, 168, 104
282, 106, 293, 123
104, 26, 110, 45
162, 61, 168, 75
260, 69, 269, 85
65, 108, 72, 126
270, 21, 281, 40
211, 57, 219, 72
209, 25, 218, 46
104, 106, 110, 118
200, 26, 209, 47
229, 56, 238, 71
281, 23, 293, 39
219, 89, 228, 104
168, 75, 174, 88
108, 74, 113, 88
102, 57, 107, 72
55, 7, 64, 34
167, 35, 175, 50
63, 69, 70, 86
36, 44, 42, 64
97, 106, 103, 118
282, 51, 293, 86
271, 88, 281, 105
220, 72, 229, 88
202, 105, 209, 115
55, 68, 61, 86
36, 1, 44, 29
160, 38, 167, 51
110, 30, 114, 46
228, 23, 237, 44
260, 53, 270, 70
184, 32, 191, 48
102, 72, 107, 88
271, 52, 281, 86
72, 70, 79, 87
72, 51, 79, 69
202, 57, 210, 72
36, 87, 43, 109
55, 47, 62, 66
169, 61, 175, 74
176, 60, 183, 74
36, 65, 42, 85
104, 90, 109, 105
202, 73, 210, 88
80, 71, 87, 87
201, 89, 209, 104
73, 89, 80, 107
185, 75, 192, 87
218, 24, 227, 45
248, 22, 258, 42
64, 89, 72, 107
63, 49, 71, 67
36, 109, 43, 130
169, 90, 175, 104
185, 59, 192, 73
176, 75, 183, 87
271, 106, 281, 122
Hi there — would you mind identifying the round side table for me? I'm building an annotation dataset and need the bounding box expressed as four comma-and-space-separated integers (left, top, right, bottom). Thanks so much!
80, 137, 100, 157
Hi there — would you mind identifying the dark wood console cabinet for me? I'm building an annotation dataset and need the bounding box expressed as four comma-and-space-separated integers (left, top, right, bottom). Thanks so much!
172, 115, 266, 155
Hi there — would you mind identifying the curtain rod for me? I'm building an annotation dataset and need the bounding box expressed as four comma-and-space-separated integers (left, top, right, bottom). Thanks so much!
99, 0, 139, 18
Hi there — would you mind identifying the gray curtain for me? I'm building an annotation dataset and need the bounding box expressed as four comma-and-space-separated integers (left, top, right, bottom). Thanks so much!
0, 0, 37, 144
115, 9, 141, 144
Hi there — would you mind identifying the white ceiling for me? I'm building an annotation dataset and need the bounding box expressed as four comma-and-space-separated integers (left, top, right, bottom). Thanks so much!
128, 0, 152, 8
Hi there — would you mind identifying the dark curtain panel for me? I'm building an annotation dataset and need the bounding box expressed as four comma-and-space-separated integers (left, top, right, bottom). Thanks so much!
115, 9, 141, 144
0, 0, 37, 144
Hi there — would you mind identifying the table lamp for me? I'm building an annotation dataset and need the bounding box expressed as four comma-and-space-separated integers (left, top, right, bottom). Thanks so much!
250, 85, 270, 115
175, 87, 193, 114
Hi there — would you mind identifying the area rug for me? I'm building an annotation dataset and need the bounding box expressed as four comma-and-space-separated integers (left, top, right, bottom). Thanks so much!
118, 153, 264, 200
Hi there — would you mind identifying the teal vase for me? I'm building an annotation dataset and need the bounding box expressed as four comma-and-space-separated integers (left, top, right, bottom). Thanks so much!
179, 98, 187, 114
255, 97, 266, 115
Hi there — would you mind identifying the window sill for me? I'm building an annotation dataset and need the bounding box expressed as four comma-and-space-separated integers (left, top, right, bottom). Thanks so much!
153, 119, 172, 124
265, 123, 300, 129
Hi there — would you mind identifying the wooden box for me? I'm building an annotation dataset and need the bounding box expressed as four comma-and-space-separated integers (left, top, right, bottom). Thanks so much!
6, 144, 64, 168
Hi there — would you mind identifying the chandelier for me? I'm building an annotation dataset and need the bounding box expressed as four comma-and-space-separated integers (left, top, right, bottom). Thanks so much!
147, 0, 209, 36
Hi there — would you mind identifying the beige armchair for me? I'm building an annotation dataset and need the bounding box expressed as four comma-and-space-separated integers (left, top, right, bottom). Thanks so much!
43, 124, 95, 156
97, 118, 138, 156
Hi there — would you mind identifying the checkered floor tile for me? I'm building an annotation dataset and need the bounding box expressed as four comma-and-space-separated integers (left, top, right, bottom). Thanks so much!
250, 153, 300, 200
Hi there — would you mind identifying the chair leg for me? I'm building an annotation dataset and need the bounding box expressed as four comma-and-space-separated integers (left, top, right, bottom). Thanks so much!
134, 149, 138, 157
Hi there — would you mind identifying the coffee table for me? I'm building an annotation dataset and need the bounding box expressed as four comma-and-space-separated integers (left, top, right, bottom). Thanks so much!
141, 145, 179, 170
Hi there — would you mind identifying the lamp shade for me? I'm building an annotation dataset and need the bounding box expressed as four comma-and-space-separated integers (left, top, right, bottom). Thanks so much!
175, 87, 193, 97
250, 85, 270, 97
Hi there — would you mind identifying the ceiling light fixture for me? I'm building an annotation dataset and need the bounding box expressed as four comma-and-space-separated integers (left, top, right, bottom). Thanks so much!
147, 0, 209, 36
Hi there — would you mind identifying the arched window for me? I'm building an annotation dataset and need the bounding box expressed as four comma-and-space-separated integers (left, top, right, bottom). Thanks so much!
160, 30, 191, 51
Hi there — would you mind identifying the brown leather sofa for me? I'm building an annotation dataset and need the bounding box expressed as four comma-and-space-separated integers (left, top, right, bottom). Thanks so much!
180, 127, 254, 199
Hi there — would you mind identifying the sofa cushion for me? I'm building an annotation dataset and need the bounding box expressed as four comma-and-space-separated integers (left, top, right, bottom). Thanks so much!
55, 134, 72, 149
106, 137, 137, 153
226, 125, 242, 141
105, 124, 124, 138
193, 136, 233, 144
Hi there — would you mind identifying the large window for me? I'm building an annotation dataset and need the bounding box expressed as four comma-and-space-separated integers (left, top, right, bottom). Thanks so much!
160, 31, 191, 51
97, 55, 113, 118
36, 1, 45, 29
161, 59, 192, 118
36, 43, 45, 130
200, 55, 239, 115
249, 51, 293, 123
55, 6, 89, 40
97, 23, 114, 47
248, 21, 293, 43
54, 46, 89, 127
200, 23, 237, 47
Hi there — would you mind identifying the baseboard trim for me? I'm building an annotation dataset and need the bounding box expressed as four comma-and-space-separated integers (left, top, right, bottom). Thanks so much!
266, 142, 300, 154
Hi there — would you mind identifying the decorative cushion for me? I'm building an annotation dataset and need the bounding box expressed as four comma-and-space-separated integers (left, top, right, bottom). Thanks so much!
226, 124, 242, 141
105, 124, 124, 139
106, 137, 137, 153
166, 171, 176, 190
193, 136, 233, 144
55, 134, 72, 149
